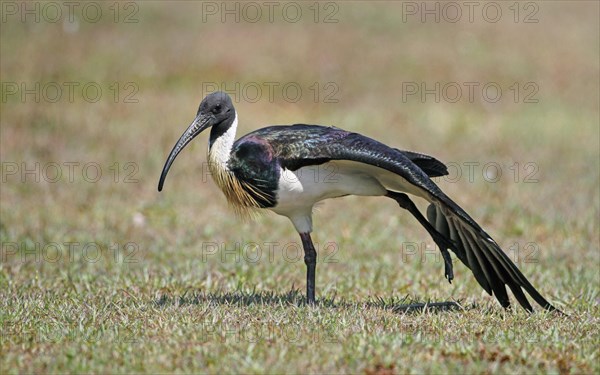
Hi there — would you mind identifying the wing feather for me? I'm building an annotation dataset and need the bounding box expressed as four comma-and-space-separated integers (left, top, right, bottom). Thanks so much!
238, 124, 558, 312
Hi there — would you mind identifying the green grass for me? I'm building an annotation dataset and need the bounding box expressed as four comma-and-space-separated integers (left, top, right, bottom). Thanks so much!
1, 1, 599, 374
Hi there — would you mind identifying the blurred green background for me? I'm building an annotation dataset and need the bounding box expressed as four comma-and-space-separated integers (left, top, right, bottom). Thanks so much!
1, 1, 599, 373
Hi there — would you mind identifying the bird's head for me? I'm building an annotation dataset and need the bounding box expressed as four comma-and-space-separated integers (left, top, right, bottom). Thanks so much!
158, 91, 235, 191
196, 90, 234, 124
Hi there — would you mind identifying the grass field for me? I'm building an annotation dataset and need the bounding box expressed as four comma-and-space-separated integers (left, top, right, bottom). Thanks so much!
1, 1, 599, 373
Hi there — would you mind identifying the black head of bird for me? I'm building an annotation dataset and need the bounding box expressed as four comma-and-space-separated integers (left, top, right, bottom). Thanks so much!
158, 91, 561, 313
158, 91, 234, 192
196, 90, 235, 125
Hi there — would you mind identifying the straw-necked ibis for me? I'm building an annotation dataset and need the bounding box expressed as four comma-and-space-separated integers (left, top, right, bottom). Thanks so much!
158, 91, 558, 312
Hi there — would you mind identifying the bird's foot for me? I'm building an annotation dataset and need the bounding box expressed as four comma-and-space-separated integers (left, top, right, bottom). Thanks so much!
430, 232, 455, 283
443, 251, 454, 283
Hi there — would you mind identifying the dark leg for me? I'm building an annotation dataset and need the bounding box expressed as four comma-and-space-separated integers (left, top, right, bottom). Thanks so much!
299, 232, 317, 304
386, 191, 455, 283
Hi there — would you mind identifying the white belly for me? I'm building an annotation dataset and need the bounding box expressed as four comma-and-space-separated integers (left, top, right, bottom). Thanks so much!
270, 160, 430, 233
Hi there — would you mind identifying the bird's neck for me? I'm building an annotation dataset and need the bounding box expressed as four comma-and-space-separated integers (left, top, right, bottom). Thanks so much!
207, 112, 260, 217
208, 111, 238, 169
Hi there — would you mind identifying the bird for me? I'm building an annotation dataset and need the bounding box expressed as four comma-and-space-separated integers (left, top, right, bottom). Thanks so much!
158, 91, 558, 313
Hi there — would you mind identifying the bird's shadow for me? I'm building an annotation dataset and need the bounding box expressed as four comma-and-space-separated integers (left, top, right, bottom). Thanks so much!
153, 288, 469, 314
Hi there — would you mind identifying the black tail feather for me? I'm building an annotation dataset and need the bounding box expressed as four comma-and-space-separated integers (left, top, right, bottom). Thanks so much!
426, 203, 558, 313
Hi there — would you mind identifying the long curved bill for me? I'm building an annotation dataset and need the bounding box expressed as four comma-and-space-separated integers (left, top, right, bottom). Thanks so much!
158, 113, 211, 191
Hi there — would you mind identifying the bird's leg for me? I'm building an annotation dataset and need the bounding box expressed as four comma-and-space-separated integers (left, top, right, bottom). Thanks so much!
299, 232, 317, 304
386, 191, 455, 283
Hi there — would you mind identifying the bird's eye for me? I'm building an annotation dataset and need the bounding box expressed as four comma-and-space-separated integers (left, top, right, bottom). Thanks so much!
213, 104, 221, 113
